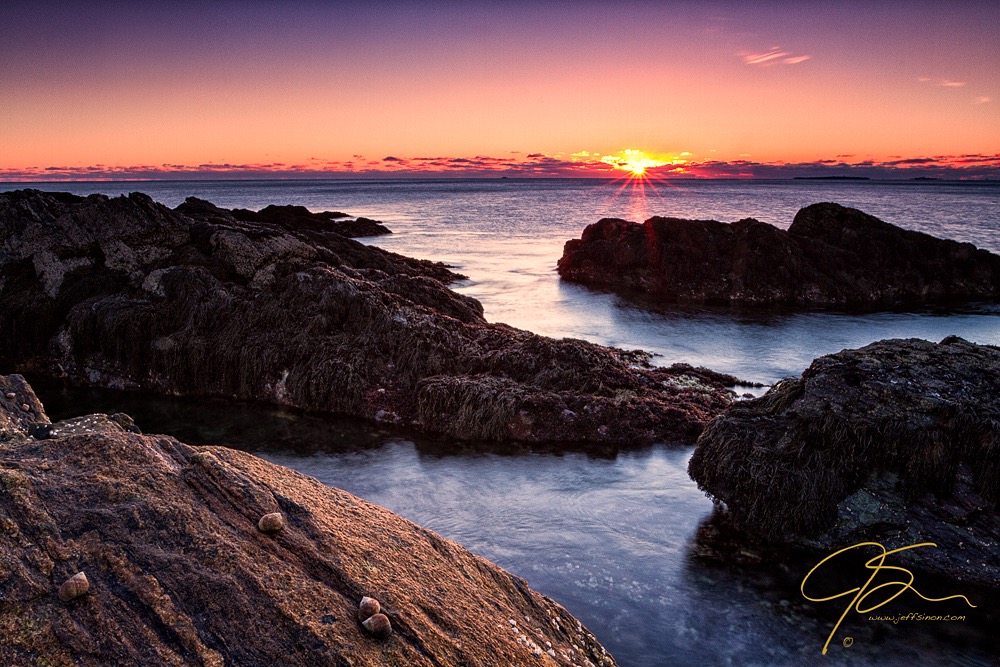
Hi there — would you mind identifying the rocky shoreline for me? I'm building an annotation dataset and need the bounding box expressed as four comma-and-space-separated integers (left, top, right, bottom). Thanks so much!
4, 186, 998, 657
0, 189, 739, 447
689, 337, 1000, 590
557, 202, 1000, 309
0, 374, 616, 666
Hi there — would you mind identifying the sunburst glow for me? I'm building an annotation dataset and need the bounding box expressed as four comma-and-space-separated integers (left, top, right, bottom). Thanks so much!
600, 149, 684, 178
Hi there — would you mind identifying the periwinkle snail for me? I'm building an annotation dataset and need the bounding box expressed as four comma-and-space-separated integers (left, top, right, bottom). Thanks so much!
362, 613, 392, 639
257, 512, 285, 533
358, 596, 392, 639
358, 596, 380, 622
58, 572, 89, 601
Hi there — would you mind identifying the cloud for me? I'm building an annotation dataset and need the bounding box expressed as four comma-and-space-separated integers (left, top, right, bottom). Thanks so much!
918, 77, 969, 88
3, 152, 999, 182
742, 47, 810, 66
743, 50, 787, 65
974, 96, 992, 105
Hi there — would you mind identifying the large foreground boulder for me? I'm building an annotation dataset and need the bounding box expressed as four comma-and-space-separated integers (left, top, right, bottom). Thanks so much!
0, 189, 736, 445
0, 375, 616, 666
688, 337, 1000, 588
557, 203, 1000, 309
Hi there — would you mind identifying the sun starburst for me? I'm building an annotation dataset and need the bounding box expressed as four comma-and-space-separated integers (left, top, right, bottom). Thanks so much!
591, 148, 693, 221
601, 149, 675, 177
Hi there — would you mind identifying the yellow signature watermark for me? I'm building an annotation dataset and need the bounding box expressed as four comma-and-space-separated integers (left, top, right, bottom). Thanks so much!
800, 541, 976, 654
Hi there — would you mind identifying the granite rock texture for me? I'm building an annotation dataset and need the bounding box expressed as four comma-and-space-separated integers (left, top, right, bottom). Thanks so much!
0, 374, 616, 666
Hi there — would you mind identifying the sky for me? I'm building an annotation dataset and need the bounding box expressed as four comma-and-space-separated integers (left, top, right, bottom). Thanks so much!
2, 0, 999, 180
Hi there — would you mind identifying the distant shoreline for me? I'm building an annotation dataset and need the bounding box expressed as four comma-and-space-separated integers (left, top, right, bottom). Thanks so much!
1, 176, 997, 186
793, 176, 870, 181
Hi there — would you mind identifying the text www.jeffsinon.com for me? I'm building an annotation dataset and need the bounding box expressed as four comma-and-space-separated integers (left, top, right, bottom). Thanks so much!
868, 613, 967, 624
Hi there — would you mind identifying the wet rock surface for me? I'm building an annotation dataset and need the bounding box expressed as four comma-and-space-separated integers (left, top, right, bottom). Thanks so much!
688, 337, 1000, 588
0, 375, 616, 666
557, 202, 1000, 309
0, 189, 738, 445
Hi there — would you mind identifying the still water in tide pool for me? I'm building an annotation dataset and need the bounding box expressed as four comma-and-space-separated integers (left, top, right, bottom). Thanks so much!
35, 383, 1000, 667
15, 178, 1000, 665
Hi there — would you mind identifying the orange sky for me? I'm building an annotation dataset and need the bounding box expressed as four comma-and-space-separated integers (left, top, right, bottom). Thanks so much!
2, 1, 998, 179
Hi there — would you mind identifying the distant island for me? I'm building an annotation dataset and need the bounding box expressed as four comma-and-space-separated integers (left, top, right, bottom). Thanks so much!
792, 176, 870, 180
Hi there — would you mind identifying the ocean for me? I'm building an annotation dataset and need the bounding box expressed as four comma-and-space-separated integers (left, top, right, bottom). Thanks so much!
11, 177, 1000, 665
12, 177, 1000, 384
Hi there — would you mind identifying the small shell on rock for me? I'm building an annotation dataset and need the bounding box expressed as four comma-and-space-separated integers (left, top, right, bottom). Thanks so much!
362, 612, 392, 639
358, 596, 381, 622
4, 392, 14, 400
21, 404, 31, 412
58, 572, 89, 601
257, 512, 285, 533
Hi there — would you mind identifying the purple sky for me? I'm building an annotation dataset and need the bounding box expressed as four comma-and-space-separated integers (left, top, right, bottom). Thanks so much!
3, 1, 998, 179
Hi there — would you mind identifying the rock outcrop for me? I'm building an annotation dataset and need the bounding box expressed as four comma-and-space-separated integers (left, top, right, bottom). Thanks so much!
0, 189, 738, 445
557, 203, 1000, 309
175, 198, 391, 238
688, 337, 1000, 588
0, 374, 616, 666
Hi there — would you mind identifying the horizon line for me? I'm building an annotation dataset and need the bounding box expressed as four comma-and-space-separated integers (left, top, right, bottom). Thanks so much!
2, 175, 998, 185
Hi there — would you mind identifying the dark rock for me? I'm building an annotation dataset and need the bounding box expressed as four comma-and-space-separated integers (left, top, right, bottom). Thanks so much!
109, 412, 141, 433
0, 189, 738, 445
334, 216, 392, 238
27, 422, 54, 439
222, 201, 390, 237
0, 375, 617, 666
689, 337, 1000, 588
557, 203, 1000, 309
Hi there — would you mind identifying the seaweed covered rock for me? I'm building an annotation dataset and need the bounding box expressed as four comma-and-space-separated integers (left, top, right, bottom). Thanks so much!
557, 203, 1000, 309
176, 198, 390, 238
0, 375, 616, 666
228, 202, 391, 237
0, 189, 737, 445
689, 337, 1000, 588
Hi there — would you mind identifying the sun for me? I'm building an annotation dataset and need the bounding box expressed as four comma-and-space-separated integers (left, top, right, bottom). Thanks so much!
601, 149, 674, 178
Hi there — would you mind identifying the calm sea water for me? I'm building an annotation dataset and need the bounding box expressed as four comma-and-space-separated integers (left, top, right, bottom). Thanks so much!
11, 178, 1000, 384
11, 178, 1000, 666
